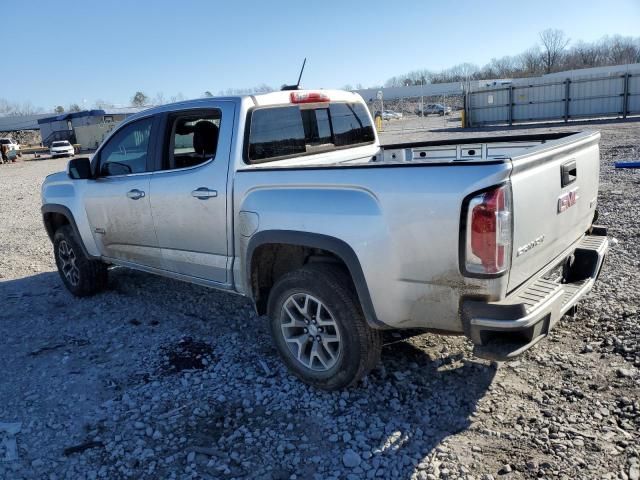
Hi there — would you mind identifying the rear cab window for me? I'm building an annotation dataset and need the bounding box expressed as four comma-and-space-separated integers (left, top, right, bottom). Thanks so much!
246, 102, 374, 164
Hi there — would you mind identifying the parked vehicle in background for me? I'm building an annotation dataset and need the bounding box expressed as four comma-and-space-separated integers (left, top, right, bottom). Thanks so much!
384, 110, 403, 119
42, 89, 608, 390
415, 104, 452, 116
374, 110, 394, 120
50, 141, 75, 158
0, 137, 20, 152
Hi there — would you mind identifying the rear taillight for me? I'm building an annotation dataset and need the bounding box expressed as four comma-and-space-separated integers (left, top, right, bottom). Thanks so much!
289, 91, 330, 104
464, 184, 512, 275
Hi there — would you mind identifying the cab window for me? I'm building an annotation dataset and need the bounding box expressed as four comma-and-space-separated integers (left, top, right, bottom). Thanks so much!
246, 102, 374, 163
99, 117, 153, 176
163, 110, 221, 170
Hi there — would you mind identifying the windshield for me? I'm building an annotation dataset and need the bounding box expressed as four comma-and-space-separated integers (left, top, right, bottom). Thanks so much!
52, 141, 70, 147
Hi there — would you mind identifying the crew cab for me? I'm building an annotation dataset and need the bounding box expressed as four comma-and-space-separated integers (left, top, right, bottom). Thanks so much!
41, 89, 609, 389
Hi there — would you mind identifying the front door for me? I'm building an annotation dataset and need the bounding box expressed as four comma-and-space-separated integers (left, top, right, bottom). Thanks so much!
149, 104, 233, 283
84, 115, 162, 268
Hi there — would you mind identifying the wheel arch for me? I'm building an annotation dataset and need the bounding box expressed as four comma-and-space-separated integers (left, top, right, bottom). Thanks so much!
41, 204, 97, 259
246, 230, 385, 329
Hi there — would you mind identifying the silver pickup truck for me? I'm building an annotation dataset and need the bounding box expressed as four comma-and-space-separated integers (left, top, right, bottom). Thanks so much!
41, 89, 609, 389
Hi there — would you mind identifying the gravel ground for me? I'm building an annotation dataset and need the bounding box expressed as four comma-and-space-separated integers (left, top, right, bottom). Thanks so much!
0, 119, 639, 480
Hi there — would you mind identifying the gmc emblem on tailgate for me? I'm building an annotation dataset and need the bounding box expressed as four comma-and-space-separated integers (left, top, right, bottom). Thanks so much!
558, 187, 579, 213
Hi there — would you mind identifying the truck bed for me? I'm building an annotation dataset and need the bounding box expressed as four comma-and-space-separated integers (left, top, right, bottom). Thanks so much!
378, 131, 582, 163
240, 131, 587, 169
236, 130, 601, 330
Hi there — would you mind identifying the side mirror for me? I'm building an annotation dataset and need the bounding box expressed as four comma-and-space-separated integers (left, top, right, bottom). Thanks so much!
67, 157, 93, 180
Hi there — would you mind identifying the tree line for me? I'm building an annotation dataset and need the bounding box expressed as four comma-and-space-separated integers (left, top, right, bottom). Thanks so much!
0, 85, 277, 116
384, 30, 640, 87
44, 85, 276, 115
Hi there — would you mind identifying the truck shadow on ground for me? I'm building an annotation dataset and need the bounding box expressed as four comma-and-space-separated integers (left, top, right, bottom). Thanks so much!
1, 270, 496, 478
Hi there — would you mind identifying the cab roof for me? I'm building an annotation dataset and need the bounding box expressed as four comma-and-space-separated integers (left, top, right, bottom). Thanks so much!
122, 89, 366, 125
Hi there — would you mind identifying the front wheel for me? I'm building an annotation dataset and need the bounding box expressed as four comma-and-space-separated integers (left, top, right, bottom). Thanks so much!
53, 225, 108, 296
267, 264, 381, 390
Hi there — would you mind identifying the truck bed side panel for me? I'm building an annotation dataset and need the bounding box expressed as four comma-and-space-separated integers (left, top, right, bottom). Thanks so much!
234, 163, 511, 331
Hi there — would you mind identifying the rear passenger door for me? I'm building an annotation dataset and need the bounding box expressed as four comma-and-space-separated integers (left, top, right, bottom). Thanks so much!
148, 102, 234, 284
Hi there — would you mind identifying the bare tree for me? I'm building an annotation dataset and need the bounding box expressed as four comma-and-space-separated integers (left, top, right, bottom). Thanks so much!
0, 98, 44, 116
148, 92, 164, 106
54, 106, 64, 114
253, 84, 274, 93
94, 99, 115, 109
406, 69, 433, 85
0, 98, 12, 115
567, 41, 600, 68
539, 28, 570, 73
383, 30, 638, 86
203, 91, 213, 97
605, 35, 640, 64
217, 85, 275, 95
15, 102, 42, 116
517, 47, 544, 76
131, 91, 149, 107
384, 76, 403, 87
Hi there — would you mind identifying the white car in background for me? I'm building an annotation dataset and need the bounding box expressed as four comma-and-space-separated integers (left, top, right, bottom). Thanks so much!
50, 141, 75, 158
0, 138, 20, 152
375, 110, 402, 120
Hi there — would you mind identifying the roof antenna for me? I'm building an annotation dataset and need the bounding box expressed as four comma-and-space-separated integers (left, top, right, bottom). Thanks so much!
281, 58, 306, 91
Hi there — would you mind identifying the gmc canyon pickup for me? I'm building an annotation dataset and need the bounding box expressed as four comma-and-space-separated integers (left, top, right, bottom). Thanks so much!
41, 89, 609, 389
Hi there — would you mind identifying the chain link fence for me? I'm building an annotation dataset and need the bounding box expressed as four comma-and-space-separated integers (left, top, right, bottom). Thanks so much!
364, 93, 463, 133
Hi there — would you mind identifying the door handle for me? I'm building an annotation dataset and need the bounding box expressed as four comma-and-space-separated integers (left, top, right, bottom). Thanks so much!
126, 189, 145, 200
191, 187, 218, 199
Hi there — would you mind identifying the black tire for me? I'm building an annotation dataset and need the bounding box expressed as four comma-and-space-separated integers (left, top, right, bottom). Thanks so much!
267, 264, 381, 390
53, 225, 108, 297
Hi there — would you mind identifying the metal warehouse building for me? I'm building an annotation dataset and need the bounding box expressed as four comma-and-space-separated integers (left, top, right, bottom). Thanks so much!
37, 107, 146, 149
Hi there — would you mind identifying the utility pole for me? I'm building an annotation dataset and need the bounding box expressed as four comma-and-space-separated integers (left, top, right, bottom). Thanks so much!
421, 77, 425, 118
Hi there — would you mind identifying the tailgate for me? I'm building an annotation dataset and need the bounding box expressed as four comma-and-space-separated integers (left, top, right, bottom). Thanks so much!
507, 131, 600, 291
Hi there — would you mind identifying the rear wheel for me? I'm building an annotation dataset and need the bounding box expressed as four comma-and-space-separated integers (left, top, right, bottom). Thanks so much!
267, 264, 381, 390
53, 225, 108, 296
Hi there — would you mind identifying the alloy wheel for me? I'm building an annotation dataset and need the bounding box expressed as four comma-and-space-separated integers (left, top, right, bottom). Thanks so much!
58, 240, 80, 286
280, 293, 342, 371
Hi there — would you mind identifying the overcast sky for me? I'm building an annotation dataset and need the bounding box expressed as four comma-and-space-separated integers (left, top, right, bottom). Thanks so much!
3, 0, 639, 110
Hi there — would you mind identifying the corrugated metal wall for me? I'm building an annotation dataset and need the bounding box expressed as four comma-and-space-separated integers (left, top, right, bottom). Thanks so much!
355, 82, 469, 101
466, 68, 640, 126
